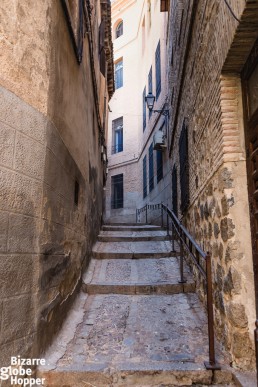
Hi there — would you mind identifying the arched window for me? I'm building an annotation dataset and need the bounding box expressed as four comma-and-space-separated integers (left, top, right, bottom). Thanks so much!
116, 21, 123, 38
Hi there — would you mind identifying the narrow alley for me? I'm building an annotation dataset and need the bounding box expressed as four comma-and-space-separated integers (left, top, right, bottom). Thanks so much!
1, 0, 258, 386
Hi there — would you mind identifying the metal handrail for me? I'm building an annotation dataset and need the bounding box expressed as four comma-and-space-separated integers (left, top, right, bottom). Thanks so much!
136, 202, 221, 371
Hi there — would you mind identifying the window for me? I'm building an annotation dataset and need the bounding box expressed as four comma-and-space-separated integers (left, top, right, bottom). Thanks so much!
149, 143, 154, 192
112, 117, 123, 154
111, 174, 123, 209
143, 86, 146, 131
179, 122, 189, 214
143, 155, 147, 198
116, 21, 123, 38
156, 150, 163, 183
172, 166, 178, 216
148, 67, 153, 118
115, 59, 123, 89
155, 41, 161, 98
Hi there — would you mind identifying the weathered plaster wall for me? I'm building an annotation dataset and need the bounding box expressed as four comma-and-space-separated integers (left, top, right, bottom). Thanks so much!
0, 0, 112, 364
168, 0, 257, 369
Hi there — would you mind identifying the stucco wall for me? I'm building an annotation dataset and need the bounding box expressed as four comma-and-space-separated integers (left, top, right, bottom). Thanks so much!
0, 0, 112, 364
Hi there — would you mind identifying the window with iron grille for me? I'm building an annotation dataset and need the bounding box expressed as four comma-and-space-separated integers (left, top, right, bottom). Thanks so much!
179, 123, 189, 214
115, 59, 123, 89
148, 67, 153, 119
155, 41, 161, 99
111, 174, 123, 209
149, 143, 154, 192
143, 86, 146, 131
172, 165, 178, 217
116, 21, 123, 38
112, 117, 123, 154
143, 155, 147, 198
156, 149, 163, 183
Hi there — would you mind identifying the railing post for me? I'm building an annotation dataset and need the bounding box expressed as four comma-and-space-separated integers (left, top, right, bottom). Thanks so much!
146, 205, 148, 224
172, 221, 175, 252
161, 205, 163, 228
204, 252, 220, 370
178, 229, 186, 284
136, 209, 137, 223
166, 211, 169, 236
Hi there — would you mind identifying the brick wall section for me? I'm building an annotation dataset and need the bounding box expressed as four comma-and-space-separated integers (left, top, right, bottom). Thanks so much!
168, 0, 258, 369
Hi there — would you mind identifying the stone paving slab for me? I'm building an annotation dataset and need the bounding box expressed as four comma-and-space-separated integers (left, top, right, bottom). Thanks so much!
93, 240, 173, 259
98, 230, 170, 242
82, 258, 195, 294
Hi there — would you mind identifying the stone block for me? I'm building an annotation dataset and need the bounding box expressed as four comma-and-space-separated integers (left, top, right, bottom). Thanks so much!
0, 333, 36, 368
0, 211, 8, 252
0, 295, 36, 344
14, 132, 45, 180
227, 302, 248, 328
218, 168, 233, 190
0, 86, 47, 144
224, 266, 241, 295
0, 254, 37, 298
220, 217, 235, 242
232, 331, 253, 360
225, 240, 243, 263
8, 213, 39, 253
214, 222, 220, 238
0, 121, 15, 168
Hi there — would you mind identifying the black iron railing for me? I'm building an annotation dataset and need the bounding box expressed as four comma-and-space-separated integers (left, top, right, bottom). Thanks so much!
136, 202, 221, 371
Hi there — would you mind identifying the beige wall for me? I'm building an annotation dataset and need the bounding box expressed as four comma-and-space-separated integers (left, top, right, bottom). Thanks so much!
105, 0, 169, 223
0, 0, 113, 365
167, 0, 258, 370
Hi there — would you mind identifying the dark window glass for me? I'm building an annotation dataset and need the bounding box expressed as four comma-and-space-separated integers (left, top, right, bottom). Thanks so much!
172, 166, 178, 216
143, 155, 147, 198
156, 150, 163, 183
143, 86, 146, 131
116, 21, 123, 38
149, 143, 154, 192
155, 41, 161, 98
112, 117, 123, 154
148, 66, 153, 118
111, 174, 123, 209
115, 59, 123, 89
179, 123, 189, 214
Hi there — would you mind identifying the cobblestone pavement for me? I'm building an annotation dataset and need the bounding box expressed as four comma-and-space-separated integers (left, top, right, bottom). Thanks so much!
38, 223, 242, 386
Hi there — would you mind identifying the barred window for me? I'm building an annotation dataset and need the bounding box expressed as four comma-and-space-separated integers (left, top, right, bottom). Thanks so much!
179, 123, 189, 214
156, 150, 163, 183
172, 165, 178, 216
143, 155, 147, 198
111, 174, 123, 209
115, 59, 123, 89
112, 117, 123, 154
155, 41, 161, 99
149, 143, 154, 192
143, 86, 146, 131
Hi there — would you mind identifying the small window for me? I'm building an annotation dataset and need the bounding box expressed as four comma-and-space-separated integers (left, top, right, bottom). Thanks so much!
74, 180, 79, 206
116, 21, 123, 38
149, 143, 154, 192
112, 117, 123, 154
143, 86, 146, 131
115, 59, 123, 89
155, 41, 161, 98
156, 149, 163, 183
111, 174, 123, 209
143, 155, 147, 198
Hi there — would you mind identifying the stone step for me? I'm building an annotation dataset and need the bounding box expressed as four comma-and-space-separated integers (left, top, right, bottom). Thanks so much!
105, 222, 147, 226
82, 258, 195, 295
98, 234, 170, 242
92, 240, 173, 259
102, 224, 162, 232
38, 293, 233, 387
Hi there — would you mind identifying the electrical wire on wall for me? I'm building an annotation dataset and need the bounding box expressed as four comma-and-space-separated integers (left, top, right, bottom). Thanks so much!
223, 0, 258, 25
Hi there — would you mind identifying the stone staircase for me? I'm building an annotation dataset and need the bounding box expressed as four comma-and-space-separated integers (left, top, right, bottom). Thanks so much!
38, 223, 240, 386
